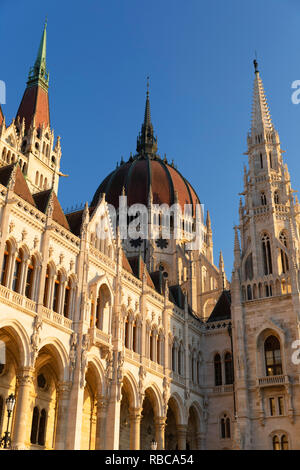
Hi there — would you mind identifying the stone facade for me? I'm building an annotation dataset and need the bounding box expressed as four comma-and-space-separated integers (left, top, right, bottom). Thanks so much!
0, 27, 298, 451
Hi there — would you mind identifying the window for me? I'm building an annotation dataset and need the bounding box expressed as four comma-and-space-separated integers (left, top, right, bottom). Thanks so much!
273, 435, 280, 450
262, 233, 272, 275
30, 406, 47, 446
52, 273, 61, 312
273, 434, 289, 450
269, 152, 273, 169
264, 336, 282, 376
279, 233, 289, 274
261, 192, 267, 205
224, 352, 234, 384
260, 153, 263, 169
281, 435, 288, 450
12, 251, 22, 292
214, 353, 222, 386
43, 266, 51, 307
1, 242, 10, 286
274, 191, 279, 204
220, 414, 231, 439
63, 279, 71, 318
25, 257, 35, 299
269, 397, 275, 416
172, 343, 176, 372
278, 396, 284, 416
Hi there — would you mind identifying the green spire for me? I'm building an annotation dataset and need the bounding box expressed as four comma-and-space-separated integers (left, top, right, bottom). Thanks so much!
27, 20, 49, 90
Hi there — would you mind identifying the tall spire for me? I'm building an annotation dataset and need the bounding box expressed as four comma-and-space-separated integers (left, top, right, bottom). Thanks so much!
27, 20, 49, 91
251, 59, 273, 135
136, 77, 157, 155
17, 22, 50, 131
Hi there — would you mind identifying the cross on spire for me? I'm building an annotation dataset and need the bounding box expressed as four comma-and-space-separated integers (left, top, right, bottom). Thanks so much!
136, 77, 157, 155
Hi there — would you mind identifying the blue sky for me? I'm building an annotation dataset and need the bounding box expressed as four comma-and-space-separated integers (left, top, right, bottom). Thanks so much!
1, 0, 300, 278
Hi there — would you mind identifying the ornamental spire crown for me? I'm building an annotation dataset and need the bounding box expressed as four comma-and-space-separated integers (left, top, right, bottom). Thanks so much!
251, 59, 273, 135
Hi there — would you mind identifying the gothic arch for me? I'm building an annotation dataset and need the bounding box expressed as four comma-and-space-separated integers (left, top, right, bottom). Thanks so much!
122, 372, 139, 409
143, 383, 164, 417
168, 393, 185, 425
38, 337, 69, 381
256, 326, 286, 378
86, 354, 106, 396
0, 319, 30, 367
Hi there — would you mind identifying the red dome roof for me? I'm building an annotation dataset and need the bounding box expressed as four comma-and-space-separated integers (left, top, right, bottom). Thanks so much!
91, 155, 200, 216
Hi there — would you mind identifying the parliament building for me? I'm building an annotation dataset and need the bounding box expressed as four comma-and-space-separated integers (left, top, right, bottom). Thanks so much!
0, 23, 299, 450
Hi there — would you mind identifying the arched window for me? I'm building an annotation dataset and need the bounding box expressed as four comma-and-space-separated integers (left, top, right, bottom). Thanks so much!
30, 406, 47, 446
95, 285, 111, 332
281, 435, 289, 450
269, 152, 273, 169
172, 342, 176, 372
262, 233, 272, 275
63, 278, 72, 318
1, 242, 10, 286
214, 353, 222, 386
132, 322, 137, 353
124, 318, 129, 349
220, 414, 231, 439
274, 191, 279, 204
150, 330, 154, 361
178, 346, 182, 375
273, 435, 280, 450
35, 171, 39, 186
261, 192, 267, 205
264, 335, 282, 376
43, 265, 51, 308
247, 284, 252, 300
11, 250, 22, 292
30, 406, 40, 444
224, 352, 234, 384
279, 233, 289, 274
25, 256, 35, 299
38, 409, 47, 446
52, 272, 61, 312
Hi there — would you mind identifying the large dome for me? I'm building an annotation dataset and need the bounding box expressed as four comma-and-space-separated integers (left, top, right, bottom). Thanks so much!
91, 155, 200, 216
91, 86, 200, 215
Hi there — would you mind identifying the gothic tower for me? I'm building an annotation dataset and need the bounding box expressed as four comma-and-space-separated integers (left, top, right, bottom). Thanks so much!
231, 60, 300, 450
15, 21, 62, 194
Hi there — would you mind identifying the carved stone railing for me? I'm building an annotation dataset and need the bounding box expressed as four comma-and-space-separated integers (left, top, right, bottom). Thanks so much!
0, 284, 36, 313
41, 306, 73, 330
257, 374, 289, 387
212, 384, 234, 394
88, 326, 111, 349
171, 371, 186, 386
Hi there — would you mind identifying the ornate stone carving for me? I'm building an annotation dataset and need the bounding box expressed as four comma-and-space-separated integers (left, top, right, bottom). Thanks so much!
69, 333, 78, 382
30, 316, 43, 366
80, 334, 90, 388
162, 377, 170, 415
138, 365, 147, 405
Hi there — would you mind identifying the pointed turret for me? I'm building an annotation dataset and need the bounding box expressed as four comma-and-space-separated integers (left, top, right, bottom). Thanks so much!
136, 78, 158, 155
251, 59, 273, 135
233, 226, 241, 271
16, 22, 50, 131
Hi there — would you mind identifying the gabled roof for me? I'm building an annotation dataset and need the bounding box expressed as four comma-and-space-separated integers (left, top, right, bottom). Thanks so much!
207, 290, 231, 323
33, 189, 70, 230
127, 255, 155, 289
0, 163, 36, 206
169, 284, 186, 309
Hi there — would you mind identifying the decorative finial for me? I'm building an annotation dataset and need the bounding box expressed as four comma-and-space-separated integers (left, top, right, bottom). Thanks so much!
253, 58, 258, 74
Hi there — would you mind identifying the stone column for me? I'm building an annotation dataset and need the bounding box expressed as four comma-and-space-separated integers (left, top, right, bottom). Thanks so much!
177, 424, 187, 450
12, 367, 34, 449
129, 407, 142, 450
95, 396, 108, 450
155, 416, 166, 450
55, 382, 71, 449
